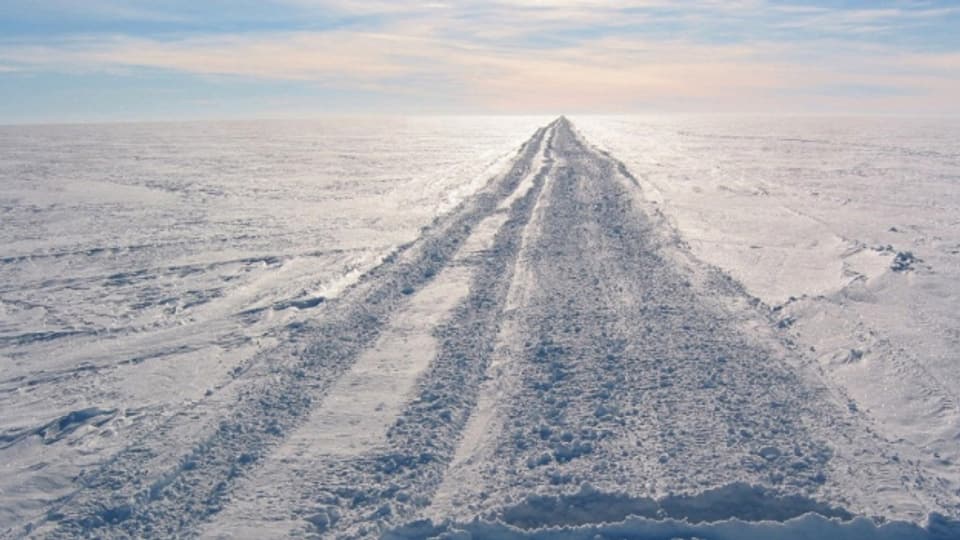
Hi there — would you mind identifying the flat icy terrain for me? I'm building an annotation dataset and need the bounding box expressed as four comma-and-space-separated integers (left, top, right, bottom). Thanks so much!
1, 117, 958, 539
0, 116, 548, 534
574, 115, 960, 514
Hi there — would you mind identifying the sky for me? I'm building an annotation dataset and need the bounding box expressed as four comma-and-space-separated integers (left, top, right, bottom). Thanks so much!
1, 1, 959, 123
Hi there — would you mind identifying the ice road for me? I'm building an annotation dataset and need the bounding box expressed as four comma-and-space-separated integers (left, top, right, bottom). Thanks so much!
5, 118, 960, 539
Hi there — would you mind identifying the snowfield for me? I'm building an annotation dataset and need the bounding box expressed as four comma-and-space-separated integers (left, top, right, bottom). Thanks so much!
573, 115, 960, 516
0, 116, 548, 535
0, 116, 958, 539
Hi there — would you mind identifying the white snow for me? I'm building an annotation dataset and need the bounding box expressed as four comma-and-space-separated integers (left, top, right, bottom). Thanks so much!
2, 115, 959, 539
287, 209, 510, 457
0, 116, 549, 531
572, 114, 960, 504
198, 136, 553, 538
430, 135, 555, 520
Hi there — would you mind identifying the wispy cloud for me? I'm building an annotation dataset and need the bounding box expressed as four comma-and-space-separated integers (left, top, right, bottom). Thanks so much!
1, 0, 959, 117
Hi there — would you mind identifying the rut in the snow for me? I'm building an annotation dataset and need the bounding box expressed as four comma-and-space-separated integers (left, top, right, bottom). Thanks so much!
421, 119, 956, 533
423, 119, 953, 529
195, 119, 561, 539
24, 121, 560, 540
431, 118, 831, 512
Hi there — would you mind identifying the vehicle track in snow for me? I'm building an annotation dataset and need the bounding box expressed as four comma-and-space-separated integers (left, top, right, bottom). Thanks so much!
197, 119, 556, 539
16, 122, 555, 540
419, 119, 959, 532
12, 118, 960, 539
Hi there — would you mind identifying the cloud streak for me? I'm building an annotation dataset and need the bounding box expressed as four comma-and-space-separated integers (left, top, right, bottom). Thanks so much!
1, 0, 959, 117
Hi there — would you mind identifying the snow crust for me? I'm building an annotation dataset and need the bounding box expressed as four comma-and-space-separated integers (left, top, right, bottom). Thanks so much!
0, 117, 548, 532
390, 484, 959, 540
2, 116, 959, 539
573, 114, 960, 504
389, 514, 957, 540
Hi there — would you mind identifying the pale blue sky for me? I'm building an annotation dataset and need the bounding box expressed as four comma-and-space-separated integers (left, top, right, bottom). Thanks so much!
1, 1, 959, 123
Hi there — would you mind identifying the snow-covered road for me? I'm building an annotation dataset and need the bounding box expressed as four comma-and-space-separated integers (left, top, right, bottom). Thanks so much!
6, 119, 960, 539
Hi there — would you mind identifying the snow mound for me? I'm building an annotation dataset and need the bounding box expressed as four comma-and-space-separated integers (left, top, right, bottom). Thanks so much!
388, 484, 959, 540
389, 514, 958, 540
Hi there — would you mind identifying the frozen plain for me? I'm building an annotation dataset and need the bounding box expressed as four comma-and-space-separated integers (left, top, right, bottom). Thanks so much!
0, 116, 958, 539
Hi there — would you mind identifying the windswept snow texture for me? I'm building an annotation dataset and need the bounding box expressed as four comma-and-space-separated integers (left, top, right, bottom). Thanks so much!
573, 115, 960, 511
0, 116, 549, 534
1, 117, 959, 540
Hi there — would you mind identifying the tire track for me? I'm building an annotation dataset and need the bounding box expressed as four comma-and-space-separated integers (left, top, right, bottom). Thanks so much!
199, 122, 558, 539
19, 122, 558, 540
410, 118, 958, 529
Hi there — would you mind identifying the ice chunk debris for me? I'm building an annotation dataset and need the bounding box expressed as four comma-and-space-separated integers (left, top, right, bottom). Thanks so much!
891, 251, 920, 272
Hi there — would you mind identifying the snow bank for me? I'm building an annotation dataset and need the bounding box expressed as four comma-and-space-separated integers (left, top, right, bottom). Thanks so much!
389, 513, 958, 540
389, 484, 959, 540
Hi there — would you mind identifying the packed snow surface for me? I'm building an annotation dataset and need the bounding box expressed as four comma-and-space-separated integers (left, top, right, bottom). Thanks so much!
0, 116, 548, 533
573, 114, 960, 512
0, 116, 958, 539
